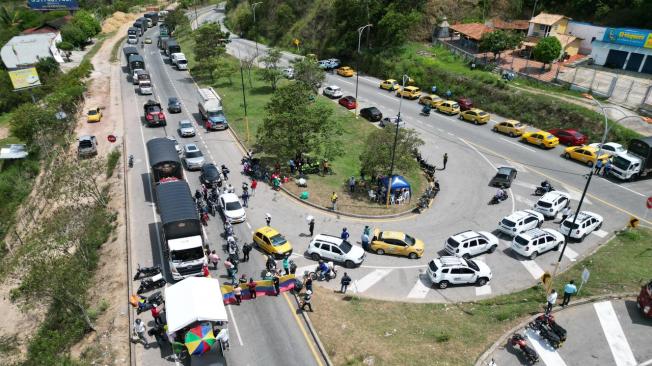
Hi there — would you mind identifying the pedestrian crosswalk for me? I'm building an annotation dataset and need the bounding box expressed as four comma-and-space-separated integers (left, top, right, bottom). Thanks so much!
525, 328, 568, 366
594, 301, 637, 366
352, 269, 393, 293
406, 274, 431, 299
593, 229, 608, 238
521, 260, 545, 279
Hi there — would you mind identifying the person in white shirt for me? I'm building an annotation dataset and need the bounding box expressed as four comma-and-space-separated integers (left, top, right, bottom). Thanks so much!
546, 289, 558, 314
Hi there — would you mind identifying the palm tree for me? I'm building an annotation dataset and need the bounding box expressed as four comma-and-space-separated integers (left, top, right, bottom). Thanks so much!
0, 5, 21, 29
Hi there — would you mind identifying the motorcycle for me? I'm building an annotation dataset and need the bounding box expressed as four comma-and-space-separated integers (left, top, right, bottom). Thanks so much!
509, 333, 539, 364
221, 165, 230, 180
135, 291, 164, 314
137, 273, 166, 294
534, 185, 555, 196
128, 154, 134, 168
420, 105, 431, 117
528, 317, 564, 349
133, 264, 161, 280
532, 313, 567, 342
415, 197, 430, 214
489, 191, 509, 205
310, 263, 337, 281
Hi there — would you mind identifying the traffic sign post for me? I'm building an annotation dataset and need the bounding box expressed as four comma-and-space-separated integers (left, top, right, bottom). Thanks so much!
107, 135, 116, 143
577, 267, 590, 296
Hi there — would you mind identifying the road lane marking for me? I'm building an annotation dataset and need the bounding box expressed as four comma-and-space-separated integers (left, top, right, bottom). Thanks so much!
520, 260, 545, 279
594, 301, 637, 366
501, 137, 536, 152
475, 285, 492, 296
226, 304, 244, 346
246, 222, 252, 229
559, 182, 593, 205
593, 229, 608, 238
563, 246, 578, 261
525, 328, 568, 366
515, 194, 536, 207
514, 181, 538, 190
352, 269, 392, 293
407, 274, 431, 299
282, 292, 324, 366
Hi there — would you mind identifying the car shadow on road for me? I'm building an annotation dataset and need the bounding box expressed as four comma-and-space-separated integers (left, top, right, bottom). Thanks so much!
147, 222, 171, 281
504, 341, 532, 365
624, 299, 651, 325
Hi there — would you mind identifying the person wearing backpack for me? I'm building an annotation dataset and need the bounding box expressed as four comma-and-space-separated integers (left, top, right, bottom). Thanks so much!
340, 272, 352, 294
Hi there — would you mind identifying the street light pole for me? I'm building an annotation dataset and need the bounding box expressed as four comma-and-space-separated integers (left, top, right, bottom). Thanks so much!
354, 24, 372, 119
386, 74, 409, 207
239, 60, 250, 142
252, 2, 262, 59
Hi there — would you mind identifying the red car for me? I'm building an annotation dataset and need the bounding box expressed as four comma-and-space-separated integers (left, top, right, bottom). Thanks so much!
548, 128, 587, 146
456, 97, 473, 111
339, 96, 356, 110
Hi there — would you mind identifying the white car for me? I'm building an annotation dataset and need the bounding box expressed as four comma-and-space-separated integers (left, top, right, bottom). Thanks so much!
218, 193, 246, 223
178, 120, 196, 137
306, 234, 365, 268
128, 34, 138, 44
511, 228, 564, 259
182, 143, 205, 170
426, 256, 492, 289
589, 142, 626, 157
282, 67, 294, 79
498, 209, 544, 236
534, 191, 571, 219
322, 85, 343, 99
560, 211, 603, 241
444, 230, 498, 258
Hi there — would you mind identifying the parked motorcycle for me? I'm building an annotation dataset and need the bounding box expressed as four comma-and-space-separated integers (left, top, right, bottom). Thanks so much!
415, 197, 430, 214
509, 333, 539, 364
528, 316, 564, 349
135, 291, 164, 314
133, 264, 161, 280
137, 273, 167, 294
533, 313, 567, 342
128, 154, 134, 168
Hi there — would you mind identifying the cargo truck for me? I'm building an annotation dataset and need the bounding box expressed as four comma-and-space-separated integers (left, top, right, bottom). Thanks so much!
198, 87, 228, 130
143, 100, 167, 127
146, 137, 183, 183
129, 54, 145, 73
144, 12, 159, 26
156, 180, 207, 280
610, 137, 652, 181
165, 39, 180, 56
133, 19, 145, 36
123, 47, 138, 65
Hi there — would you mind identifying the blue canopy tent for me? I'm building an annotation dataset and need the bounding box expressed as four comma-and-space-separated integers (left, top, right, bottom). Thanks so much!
380, 175, 411, 193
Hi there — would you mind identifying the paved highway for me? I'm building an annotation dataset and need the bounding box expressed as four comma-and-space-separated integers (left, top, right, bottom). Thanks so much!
124, 10, 324, 365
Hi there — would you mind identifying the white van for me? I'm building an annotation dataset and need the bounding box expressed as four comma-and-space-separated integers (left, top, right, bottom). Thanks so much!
127, 34, 138, 44
171, 53, 188, 70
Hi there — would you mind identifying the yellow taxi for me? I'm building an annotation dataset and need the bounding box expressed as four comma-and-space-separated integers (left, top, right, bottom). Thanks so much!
418, 94, 445, 107
379, 79, 399, 91
437, 100, 460, 115
396, 86, 422, 99
520, 130, 559, 149
459, 108, 490, 125
370, 229, 424, 259
253, 226, 293, 258
87, 108, 102, 123
336, 66, 354, 77
492, 119, 525, 137
563, 145, 610, 167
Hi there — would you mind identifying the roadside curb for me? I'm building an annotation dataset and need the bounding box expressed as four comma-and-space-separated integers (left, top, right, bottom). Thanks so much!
474, 292, 638, 366
290, 291, 334, 366
226, 128, 421, 220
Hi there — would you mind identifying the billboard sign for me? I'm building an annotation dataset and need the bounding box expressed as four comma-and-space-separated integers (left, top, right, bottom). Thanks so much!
603, 27, 652, 49
27, 0, 79, 11
8, 68, 41, 90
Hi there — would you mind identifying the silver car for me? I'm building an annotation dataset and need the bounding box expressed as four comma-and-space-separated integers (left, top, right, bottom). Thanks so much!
178, 120, 196, 137
182, 143, 204, 170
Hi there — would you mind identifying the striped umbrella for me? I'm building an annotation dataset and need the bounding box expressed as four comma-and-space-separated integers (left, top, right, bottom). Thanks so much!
185, 323, 216, 355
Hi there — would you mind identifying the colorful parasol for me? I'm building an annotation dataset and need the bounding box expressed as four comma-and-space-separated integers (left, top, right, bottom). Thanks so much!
185, 323, 216, 355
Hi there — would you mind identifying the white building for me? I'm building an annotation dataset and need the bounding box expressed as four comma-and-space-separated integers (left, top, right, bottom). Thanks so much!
589, 27, 652, 74
566, 21, 606, 54
1, 33, 65, 70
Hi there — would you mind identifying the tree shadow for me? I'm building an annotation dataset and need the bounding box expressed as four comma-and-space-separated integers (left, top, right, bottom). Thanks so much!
249, 85, 275, 95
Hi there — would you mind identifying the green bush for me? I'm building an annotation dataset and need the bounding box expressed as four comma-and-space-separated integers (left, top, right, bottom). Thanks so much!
106, 148, 121, 178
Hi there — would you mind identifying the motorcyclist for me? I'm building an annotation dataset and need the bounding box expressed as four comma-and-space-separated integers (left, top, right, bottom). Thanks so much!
195, 189, 202, 201
540, 180, 552, 193
495, 188, 507, 201
317, 260, 330, 279
421, 104, 431, 116
221, 164, 230, 180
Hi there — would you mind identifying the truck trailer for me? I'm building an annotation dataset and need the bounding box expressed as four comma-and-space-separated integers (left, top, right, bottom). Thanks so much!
610, 137, 652, 181
198, 87, 228, 130
156, 180, 207, 280
165, 39, 181, 56
129, 54, 145, 73
146, 137, 182, 183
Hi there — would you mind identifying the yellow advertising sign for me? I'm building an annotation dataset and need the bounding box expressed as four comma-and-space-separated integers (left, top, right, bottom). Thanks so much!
8, 68, 41, 90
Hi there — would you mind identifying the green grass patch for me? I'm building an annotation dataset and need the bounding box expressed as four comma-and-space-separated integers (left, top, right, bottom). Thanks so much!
311, 228, 652, 366
0, 158, 40, 252
106, 148, 121, 178
83, 32, 113, 62
110, 35, 127, 63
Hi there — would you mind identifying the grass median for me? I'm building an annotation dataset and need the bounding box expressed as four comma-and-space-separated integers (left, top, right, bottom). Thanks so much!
309, 228, 652, 366
177, 33, 426, 215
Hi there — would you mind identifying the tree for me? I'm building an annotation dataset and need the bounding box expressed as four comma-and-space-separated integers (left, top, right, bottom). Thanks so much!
165, 10, 189, 33
479, 30, 522, 61
533, 36, 562, 69
193, 23, 228, 60
256, 83, 343, 163
292, 56, 325, 93
195, 56, 221, 83
259, 48, 283, 90
10, 103, 56, 143
61, 23, 86, 47
72, 10, 100, 40
359, 127, 423, 178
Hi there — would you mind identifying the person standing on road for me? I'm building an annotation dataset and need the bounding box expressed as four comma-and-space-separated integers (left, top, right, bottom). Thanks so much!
560, 206, 572, 223
265, 213, 271, 226
308, 217, 315, 236
594, 159, 603, 175
282, 256, 290, 275
546, 289, 558, 314
442, 153, 448, 170
331, 192, 338, 211
151, 305, 163, 325
273, 273, 281, 296
603, 160, 612, 176
248, 278, 257, 299
202, 184, 208, 201
132, 319, 148, 348
304, 275, 313, 293
233, 285, 242, 305
340, 272, 352, 294
361, 230, 370, 251
561, 280, 577, 306
242, 242, 252, 262
301, 290, 313, 312
241, 190, 250, 207
341, 228, 350, 240
250, 179, 258, 196
209, 250, 220, 270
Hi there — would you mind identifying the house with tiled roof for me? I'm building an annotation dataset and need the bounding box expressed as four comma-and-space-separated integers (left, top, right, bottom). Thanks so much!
526, 12, 582, 57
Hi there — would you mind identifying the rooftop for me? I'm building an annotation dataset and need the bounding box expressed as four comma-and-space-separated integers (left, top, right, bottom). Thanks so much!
489, 18, 529, 30
530, 12, 569, 26
450, 23, 494, 41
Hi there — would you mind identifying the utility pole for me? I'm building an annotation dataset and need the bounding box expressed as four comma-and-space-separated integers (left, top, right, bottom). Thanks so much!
252, 2, 262, 59
385, 74, 409, 208
354, 24, 372, 119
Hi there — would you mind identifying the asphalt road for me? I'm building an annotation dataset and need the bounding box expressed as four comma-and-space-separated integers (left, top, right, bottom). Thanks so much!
124, 13, 323, 366
194, 5, 652, 304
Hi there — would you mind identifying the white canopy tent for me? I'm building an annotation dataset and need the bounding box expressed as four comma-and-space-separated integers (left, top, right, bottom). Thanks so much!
165, 277, 228, 334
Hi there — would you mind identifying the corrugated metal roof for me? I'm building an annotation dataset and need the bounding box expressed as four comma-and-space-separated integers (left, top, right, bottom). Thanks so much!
146, 137, 180, 168
0, 33, 58, 69
156, 180, 198, 226
530, 13, 568, 26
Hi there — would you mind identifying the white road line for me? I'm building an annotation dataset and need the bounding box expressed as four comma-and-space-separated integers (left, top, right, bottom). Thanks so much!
352, 269, 393, 293
246, 222, 252, 229
515, 194, 536, 207
295, 265, 314, 278
475, 284, 492, 296
525, 328, 568, 366
563, 246, 578, 261
594, 301, 637, 366
593, 229, 608, 238
407, 274, 431, 299
501, 137, 536, 152
514, 181, 538, 190
639, 358, 652, 366
520, 260, 545, 279
604, 180, 645, 197
227, 305, 244, 346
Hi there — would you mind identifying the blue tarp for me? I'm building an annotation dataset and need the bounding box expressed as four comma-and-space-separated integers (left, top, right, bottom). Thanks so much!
380, 175, 411, 192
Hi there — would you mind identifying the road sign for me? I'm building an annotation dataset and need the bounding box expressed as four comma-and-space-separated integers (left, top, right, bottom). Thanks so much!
107, 135, 116, 143
647, 196, 652, 209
